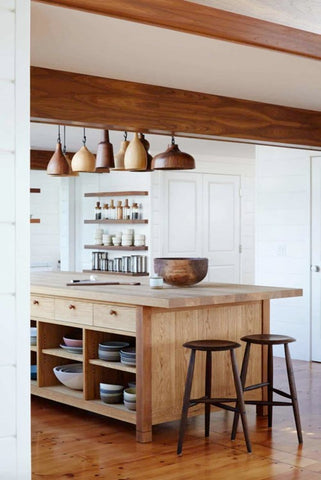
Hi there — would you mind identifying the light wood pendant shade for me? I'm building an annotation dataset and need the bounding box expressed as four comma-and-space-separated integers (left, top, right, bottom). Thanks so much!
95, 129, 114, 173
124, 132, 147, 171
152, 136, 195, 170
71, 128, 95, 173
139, 133, 153, 171
46, 126, 70, 176
113, 131, 129, 171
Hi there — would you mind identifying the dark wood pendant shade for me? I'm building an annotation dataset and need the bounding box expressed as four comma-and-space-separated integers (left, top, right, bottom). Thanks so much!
151, 142, 195, 170
95, 130, 114, 172
46, 141, 70, 175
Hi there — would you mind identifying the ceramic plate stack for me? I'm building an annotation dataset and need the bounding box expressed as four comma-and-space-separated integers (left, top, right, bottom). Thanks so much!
98, 341, 130, 362
120, 347, 136, 366
60, 337, 83, 354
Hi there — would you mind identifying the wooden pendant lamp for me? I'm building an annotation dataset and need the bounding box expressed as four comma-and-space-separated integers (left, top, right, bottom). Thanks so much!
46, 125, 70, 176
71, 128, 96, 173
138, 133, 153, 171
95, 130, 115, 172
152, 136, 195, 170
124, 132, 147, 171
113, 132, 129, 171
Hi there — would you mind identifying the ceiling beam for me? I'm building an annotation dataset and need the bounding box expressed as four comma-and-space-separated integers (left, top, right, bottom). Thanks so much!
31, 67, 321, 149
34, 0, 321, 60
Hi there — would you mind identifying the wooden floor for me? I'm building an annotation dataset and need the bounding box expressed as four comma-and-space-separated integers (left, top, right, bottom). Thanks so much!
32, 358, 321, 479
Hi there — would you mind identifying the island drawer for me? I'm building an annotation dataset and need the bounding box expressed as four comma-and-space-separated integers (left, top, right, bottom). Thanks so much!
93, 304, 136, 333
54, 299, 93, 325
31, 295, 54, 319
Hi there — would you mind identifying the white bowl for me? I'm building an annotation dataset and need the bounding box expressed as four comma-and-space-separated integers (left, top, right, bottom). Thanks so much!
124, 399, 136, 411
100, 383, 124, 393
124, 387, 136, 402
53, 363, 83, 390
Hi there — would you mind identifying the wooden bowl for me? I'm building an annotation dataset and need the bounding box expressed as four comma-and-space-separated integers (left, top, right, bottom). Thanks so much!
154, 257, 208, 286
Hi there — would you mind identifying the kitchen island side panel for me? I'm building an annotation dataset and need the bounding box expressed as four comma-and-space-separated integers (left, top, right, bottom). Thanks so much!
150, 301, 263, 425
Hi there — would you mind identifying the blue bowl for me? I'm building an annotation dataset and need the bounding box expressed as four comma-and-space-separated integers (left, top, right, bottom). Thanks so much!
31, 365, 37, 380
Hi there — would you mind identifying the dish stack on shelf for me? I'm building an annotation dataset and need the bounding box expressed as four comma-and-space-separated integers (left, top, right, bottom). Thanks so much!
120, 347, 136, 366
53, 363, 83, 390
30, 327, 37, 346
123, 387, 136, 411
98, 341, 130, 361
100, 383, 124, 404
60, 336, 83, 354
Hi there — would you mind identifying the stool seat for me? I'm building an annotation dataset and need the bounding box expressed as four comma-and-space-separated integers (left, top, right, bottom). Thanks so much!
241, 334, 295, 345
183, 339, 241, 351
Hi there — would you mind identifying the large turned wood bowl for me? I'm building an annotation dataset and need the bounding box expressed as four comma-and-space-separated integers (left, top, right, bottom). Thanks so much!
154, 257, 208, 286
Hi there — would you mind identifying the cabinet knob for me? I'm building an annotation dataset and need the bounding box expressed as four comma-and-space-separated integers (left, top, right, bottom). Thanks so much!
69, 304, 76, 310
33, 300, 39, 305
109, 309, 117, 316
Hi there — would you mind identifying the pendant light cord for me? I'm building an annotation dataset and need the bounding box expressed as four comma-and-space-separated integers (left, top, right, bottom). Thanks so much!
82, 127, 86, 146
171, 135, 175, 145
124, 131, 127, 141
57, 125, 61, 144
63, 126, 67, 154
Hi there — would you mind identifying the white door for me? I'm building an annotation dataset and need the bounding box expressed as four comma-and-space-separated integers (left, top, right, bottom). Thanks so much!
203, 174, 241, 282
311, 156, 321, 361
161, 172, 241, 283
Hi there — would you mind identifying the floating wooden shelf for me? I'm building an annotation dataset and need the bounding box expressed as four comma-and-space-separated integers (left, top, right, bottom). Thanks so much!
83, 270, 149, 277
42, 347, 83, 362
85, 191, 148, 197
84, 245, 148, 251
84, 219, 148, 224
89, 358, 136, 374
30, 218, 40, 223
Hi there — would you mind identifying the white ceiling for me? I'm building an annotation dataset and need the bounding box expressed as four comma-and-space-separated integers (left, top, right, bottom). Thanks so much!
188, 0, 321, 34
31, 2, 321, 113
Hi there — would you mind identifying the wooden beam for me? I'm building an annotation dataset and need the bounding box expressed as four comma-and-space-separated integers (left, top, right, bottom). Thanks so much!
31, 67, 321, 149
34, 0, 321, 61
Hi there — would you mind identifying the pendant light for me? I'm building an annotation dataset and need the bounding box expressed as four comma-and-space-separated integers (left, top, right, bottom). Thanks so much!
151, 136, 195, 170
95, 129, 114, 173
124, 132, 147, 171
71, 128, 96, 173
61, 126, 79, 177
113, 132, 129, 171
46, 125, 70, 176
138, 133, 153, 172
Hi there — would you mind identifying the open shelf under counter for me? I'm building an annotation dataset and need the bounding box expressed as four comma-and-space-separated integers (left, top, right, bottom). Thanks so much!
42, 347, 83, 362
83, 269, 148, 277
84, 191, 148, 197
89, 358, 136, 374
84, 245, 148, 251
30, 345, 37, 353
84, 219, 148, 224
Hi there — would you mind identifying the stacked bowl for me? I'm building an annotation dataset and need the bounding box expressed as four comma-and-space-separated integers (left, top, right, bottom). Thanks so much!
120, 347, 136, 366
98, 341, 130, 362
100, 383, 124, 404
30, 327, 37, 346
123, 387, 136, 410
60, 336, 83, 354
53, 363, 83, 390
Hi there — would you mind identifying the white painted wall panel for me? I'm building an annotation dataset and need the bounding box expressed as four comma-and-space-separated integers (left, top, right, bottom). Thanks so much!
0, 80, 15, 151
0, 366, 16, 438
0, 152, 15, 222
0, 436, 16, 479
0, 8, 14, 79
0, 295, 15, 365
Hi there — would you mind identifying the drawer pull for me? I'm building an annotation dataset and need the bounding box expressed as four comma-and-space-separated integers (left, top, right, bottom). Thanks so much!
109, 309, 117, 316
33, 300, 39, 305
69, 304, 76, 310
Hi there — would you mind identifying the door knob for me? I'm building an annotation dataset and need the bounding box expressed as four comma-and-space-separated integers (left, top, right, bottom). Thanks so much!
310, 265, 320, 272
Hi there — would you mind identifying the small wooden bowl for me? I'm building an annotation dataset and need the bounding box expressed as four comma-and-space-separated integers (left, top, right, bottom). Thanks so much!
154, 257, 208, 286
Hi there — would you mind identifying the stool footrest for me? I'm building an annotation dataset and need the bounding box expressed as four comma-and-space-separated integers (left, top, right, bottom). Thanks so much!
244, 382, 269, 391
245, 400, 292, 407
190, 396, 237, 405
273, 388, 292, 399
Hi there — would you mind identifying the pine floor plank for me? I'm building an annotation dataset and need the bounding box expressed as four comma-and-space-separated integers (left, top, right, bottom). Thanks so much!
32, 358, 321, 479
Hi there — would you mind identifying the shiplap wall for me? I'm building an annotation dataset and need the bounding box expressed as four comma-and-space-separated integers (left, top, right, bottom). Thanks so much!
255, 146, 312, 360
0, 1, 30, 478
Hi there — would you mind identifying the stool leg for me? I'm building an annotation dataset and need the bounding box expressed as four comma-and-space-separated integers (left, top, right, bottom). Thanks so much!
284, 343, 303, 444
177, 349, 196, 455
205, 350, 212, 437
231, 342, 251, 440
268, 344, 273, 428
230, 349, 252, 453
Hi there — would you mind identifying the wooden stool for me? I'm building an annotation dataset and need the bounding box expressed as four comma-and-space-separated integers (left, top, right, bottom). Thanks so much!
177, 339, 252, 455
231, 334, 303, 444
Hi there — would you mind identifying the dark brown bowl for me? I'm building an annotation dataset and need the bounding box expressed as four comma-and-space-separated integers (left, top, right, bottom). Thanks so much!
154, 257, 208, 287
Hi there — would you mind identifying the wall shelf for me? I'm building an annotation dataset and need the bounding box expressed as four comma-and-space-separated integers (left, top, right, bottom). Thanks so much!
84, 245, 148, 251
83, 270, 148, 277
84, 191, 148, 198
84, 219, 148, 224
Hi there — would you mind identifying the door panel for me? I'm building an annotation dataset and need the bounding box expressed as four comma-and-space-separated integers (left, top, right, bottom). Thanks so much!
311, 156, 321, 361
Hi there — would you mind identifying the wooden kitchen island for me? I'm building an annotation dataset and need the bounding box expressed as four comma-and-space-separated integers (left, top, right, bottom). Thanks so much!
30, 271, 302, 443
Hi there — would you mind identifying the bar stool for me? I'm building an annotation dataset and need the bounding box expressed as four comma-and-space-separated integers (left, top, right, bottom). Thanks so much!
177, 339, 252, 455
231, 334, 303, 444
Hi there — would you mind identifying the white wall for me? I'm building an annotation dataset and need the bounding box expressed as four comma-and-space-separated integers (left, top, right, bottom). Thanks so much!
255, 146, 312, 360
0, 1, 30, 478
30, 170, 61, 271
